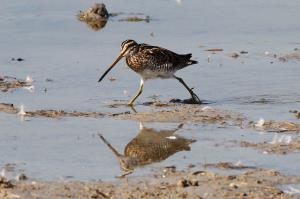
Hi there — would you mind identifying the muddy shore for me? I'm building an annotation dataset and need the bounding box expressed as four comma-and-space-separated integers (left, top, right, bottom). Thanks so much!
1, 164, 300, 199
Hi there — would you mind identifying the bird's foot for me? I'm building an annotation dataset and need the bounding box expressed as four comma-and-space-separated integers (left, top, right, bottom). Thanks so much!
188, 88, 201, 104
191, 93, 202, 104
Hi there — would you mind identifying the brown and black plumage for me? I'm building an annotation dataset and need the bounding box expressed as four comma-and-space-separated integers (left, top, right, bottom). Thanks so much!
98, 40, 201, 105
97, 123, 195, 175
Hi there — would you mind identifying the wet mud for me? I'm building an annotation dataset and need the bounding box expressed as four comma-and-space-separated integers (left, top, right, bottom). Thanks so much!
0, 103, 105, 118
0, 76, 29, 92
116, 103, 246, 126
290, 110, 300, 119
118, 16, 150, 23
203, 162, 256, 170
2, 102, 300, 134
251, 119, 300, 133
238, 140, 300, 155
1, 167, 300, 199
279, 49, 300, 62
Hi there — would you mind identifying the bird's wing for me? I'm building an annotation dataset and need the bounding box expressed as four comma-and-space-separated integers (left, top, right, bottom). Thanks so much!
138, 44, 182, 70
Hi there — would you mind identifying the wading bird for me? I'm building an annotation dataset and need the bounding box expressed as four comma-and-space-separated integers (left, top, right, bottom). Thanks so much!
98, 40, 201, 105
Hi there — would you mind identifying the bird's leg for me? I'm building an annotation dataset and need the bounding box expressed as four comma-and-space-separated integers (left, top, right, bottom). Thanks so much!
173, 75, 201, 104
128, 79, 144, 106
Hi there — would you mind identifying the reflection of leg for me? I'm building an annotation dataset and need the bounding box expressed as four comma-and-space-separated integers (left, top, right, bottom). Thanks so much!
173, 75, 201, 104
129, 106, 138, 113
128, 79, 144, 106
175, 123, 184, 131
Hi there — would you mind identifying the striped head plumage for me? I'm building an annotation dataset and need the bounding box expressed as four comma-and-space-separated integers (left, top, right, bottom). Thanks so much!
120, 40, 139, 57
98, 39, 138, 82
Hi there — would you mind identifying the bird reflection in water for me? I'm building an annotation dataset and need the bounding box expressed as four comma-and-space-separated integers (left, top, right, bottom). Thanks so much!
98, 123, 195, 177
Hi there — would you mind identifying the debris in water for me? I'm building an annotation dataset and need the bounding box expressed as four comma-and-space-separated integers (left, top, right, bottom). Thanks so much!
203, 162, 256, 170
23, 85, 35, 92
290, 110, 300, 119
78, 3, 109, 20
207, 55, 211, 62
284, 186, 300, 195
11, 58, 24, 62
278, 48, 300, 62
45, 78, 54, 82
16, 173, 28, 181
25, 75, 33, 84
17, 105, 26, 116
270, 134, 292, 145
253, 120, 300, 132
0, 76, 29, 92
228, 52, 239, 58
119, 16, 150, 22
205, 48, 223, 52
0, 176, 14, 189
0, 169, 5, 178
239, 139, 300, 154
77, 3, 109, 31
109, 77, 116, 81
255, 118, 265, 128
201, 106, 214, 111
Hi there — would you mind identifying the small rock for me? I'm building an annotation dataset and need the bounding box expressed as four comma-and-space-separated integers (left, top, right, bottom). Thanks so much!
0, 177, 14, 189
229, 182, 238, 189
278, 57, 287, 62
16, 173, 28, 181
163, 165, 176, 175
229, 52, 239, 58
177, 179, 190, 188
11, 58, 24, 62
190, 179, 199, 186
227, 175, 237, 180
109, 77, 116, 81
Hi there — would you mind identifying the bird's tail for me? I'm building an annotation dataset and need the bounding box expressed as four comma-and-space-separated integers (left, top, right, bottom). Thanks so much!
183, 53, 198, 65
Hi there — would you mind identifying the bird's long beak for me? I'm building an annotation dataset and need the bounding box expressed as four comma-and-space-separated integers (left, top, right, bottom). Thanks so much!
98, 52, 124, 82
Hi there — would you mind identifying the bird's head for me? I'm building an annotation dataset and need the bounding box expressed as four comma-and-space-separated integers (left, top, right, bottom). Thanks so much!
98, 39, 138, 82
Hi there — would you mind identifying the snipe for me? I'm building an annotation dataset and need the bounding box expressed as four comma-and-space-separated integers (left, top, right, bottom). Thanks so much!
98, 40, 201, 105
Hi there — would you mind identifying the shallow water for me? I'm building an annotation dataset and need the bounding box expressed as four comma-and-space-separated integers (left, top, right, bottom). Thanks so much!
0, 0, 300, 181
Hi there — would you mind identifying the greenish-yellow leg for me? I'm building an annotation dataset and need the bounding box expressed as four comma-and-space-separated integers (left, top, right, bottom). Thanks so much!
128, 79, 144, 106
173, 75, 201, 104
